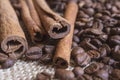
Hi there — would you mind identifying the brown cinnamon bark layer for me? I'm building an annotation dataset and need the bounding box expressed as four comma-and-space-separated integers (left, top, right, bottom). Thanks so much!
0, 0, 28, 58
33, 0, 70, 39
53, 0, 78, 68
19, 0, 45, 43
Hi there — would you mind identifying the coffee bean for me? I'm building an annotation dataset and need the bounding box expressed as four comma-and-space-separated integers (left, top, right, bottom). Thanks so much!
82, 74, 93, 80
84, 8, 94, 16
77, 74, 92, 80
73, 35, 80, 43
40, 53, 53, 64
102, 57, 115, 65
87, 50, 100, 59
72, 67, 84, 77
26, 47, 42, 60
97, 34, 108, 42
101, 44, 111, 55
75, 52, 91, 66
43, 45, 55, 54
84, 62, 100, 74
55, 69, 75, 80
90, 39, 102, 48
109, 35, 120, 45
110, 69, 120, 80
2, 58, 16, 69
110, 27, 120, 35
74, 29, 79, 35
72, 41, 78, 48
92, 76, 102, 80
84, 28, 104, 35
95, 69, 109, 80
80, 38, 98, 50
36, 72, 50, 80
71, 47, 85, 57
98, 47, 107, 57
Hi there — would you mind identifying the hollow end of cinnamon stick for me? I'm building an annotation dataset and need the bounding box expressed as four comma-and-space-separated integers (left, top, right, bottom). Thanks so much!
48, 21, 70, 39
33, 31, 43, 43
1, 36, 28, 59
53, 57, 69, 69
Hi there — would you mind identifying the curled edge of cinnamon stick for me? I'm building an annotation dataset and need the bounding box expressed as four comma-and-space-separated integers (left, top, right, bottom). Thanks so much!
33, 0, 71, 39
0, 0, 28, 58
53, 0, 78, 68
19, 0, 45, 43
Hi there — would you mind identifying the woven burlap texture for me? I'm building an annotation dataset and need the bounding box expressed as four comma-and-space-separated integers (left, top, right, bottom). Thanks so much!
0, 60, 73, 80
0, 60, 55, 80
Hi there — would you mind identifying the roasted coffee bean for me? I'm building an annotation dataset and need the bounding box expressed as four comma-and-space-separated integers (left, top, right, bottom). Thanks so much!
55, 69, 75, 80
75, 52, 91, 66
2, 58, 16, 69
98, 47, 107, 57
74, 29, 79, 35
109, 35, 120, 45
102, 65, 113, 74
97, 34, 108, 42
77, 74, 92, 80
84, 28, 104, 35
84, 8, 94, 16
95, 13, 103, 18
73, 35, 80, 43
101, 44, 111, 55
102, 57, 115, 65
80, 39, 98, 50
75, 21, 86, 28
112, 45, 120, 52
87, 50, 100, 59
110, 27, 120, 35
77, 75, 85, 80
40, 53, 53, 64
104, 27, 111, 34
72, 67, 84, 77
86, 20, 93, 28
90, 39, 102, 48
112, 50, 120, 61
92, 76, 102, 80
0, 53, 8, 63
71, 47, 85, 57
82, 74, 93, 80
112, 45, 120, 61
43, 45, 55, 54
36, 72, 50, 80
72, 41, 78, 48
95, 69, 109, 80
84, 62, 100, 74
110, 69, 120, 80
26, 47, 42, 60
77, 11, 89, 18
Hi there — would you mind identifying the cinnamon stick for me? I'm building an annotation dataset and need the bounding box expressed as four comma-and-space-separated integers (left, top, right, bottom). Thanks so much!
19, 0, 44, 43
0, 0, 28, 58
53, 0, 78, 68
33, 0, 70, 39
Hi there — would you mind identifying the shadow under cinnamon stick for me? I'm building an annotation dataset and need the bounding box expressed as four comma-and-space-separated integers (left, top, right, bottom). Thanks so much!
53, 0, 78, 68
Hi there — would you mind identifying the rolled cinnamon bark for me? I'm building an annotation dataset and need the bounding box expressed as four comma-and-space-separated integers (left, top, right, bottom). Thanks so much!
33, 0, 70, 39
19, 0, 44, 43
53, 0, 78, 68
0, 0, 28, 58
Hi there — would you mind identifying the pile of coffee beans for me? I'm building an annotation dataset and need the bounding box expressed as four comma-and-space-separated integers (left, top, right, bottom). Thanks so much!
6, 0, 120, 80
36, 0, 120, 80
